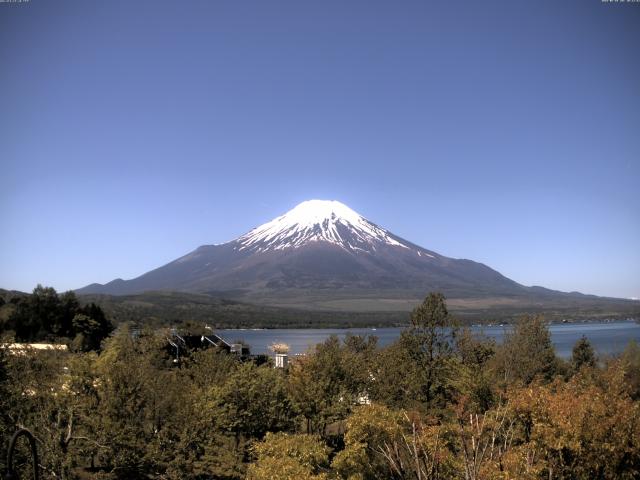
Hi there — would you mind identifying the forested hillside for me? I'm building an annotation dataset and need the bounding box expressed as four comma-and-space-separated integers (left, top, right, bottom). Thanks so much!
4, 287, 637, 335
76, 290, 640, 328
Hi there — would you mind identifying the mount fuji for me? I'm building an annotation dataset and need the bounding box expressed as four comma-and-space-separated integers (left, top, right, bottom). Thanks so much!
77, 200, 614, 311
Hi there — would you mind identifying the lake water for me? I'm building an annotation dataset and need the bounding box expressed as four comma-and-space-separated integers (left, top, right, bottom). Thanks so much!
219, 320, 640, 358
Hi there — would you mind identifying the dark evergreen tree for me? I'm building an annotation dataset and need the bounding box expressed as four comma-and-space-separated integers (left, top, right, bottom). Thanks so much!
30, 285, 62, 336
75, 302, 113, 351
3, 286, 112, 350
59, 290, 81, 336
407, 292, 458, 409
10, 294, 41, 341
571, 335, 597, 372
456, 327, 497, 411
371, 292, 459, 411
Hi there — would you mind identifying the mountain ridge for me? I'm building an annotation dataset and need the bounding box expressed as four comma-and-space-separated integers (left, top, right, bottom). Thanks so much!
77, 200, 632, 312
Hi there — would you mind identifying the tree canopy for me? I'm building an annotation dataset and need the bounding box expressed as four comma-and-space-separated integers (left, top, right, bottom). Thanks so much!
1, 291, 639, 479
0, 285, 113, 351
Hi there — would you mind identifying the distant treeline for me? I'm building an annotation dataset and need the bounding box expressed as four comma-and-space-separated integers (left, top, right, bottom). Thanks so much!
0, 285, 113, 351
77, 290, 411, 329
75, 290, 640, 330
75, 290, 640, 329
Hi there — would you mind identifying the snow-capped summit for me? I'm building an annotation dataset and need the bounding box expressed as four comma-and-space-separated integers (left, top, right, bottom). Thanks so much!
237, 200, 409, 252
77, 199, 533, 305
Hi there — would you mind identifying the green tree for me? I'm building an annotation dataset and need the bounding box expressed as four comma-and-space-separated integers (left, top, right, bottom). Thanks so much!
407, 292, 459, 409
493, 314, 559, 386
372, 293, 459, 411
75, 302, 113, 351
571, 335, 597, 372
70, 314, 101, 352
619, 340, 640, 400
1, 345, 105, 478
287, 334, 377, 435
58, 291, 80, 336
3, 286, 112, 350
8, 285, 59, 341
186, 346, 240, 388
92, 327, 248, 479
70, 306, 113, 352
205, 362, 295, 442
0, 339, 11, 472
341, 333, 378, 398
332, 404, 403, 479
30, 285, 62, 337
93, 327, 179, 478
455, 328, 497, 412
369, 338, 424, 409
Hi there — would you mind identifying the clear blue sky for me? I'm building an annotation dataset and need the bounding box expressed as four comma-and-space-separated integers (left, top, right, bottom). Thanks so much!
1, 0, 638, 299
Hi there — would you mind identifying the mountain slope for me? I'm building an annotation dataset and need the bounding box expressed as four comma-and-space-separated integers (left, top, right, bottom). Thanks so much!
76, 200, 617, 310
74, 290, 640, 328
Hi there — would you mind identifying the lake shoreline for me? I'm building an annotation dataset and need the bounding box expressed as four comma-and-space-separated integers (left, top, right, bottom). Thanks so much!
218, 320, 640, 358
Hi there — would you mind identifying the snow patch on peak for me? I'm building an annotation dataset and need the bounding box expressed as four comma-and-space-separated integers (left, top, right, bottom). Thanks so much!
237, 199, 411, 252
283, 200, 364, 226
